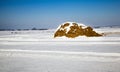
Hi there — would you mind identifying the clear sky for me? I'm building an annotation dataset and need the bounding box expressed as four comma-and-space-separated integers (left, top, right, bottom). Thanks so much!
0, 0, 120, 29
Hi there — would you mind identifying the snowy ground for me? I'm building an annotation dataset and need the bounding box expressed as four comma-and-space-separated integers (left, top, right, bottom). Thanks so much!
0, 27, 120, 72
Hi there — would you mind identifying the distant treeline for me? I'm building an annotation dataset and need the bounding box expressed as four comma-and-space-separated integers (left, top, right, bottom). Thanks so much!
0, 27, 48, 31
94, 25, 120, 28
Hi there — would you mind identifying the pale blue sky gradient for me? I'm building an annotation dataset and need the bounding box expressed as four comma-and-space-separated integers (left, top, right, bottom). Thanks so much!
0, 0, 120, 29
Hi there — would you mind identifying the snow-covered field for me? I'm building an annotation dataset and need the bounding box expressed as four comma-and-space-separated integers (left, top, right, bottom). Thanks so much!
0, 27, 120, 72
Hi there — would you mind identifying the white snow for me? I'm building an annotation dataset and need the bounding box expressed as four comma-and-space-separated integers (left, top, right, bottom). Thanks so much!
0, 27, 120, 72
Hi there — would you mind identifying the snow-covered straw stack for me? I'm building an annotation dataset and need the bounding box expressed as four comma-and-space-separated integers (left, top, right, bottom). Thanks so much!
54, 22, 102, 38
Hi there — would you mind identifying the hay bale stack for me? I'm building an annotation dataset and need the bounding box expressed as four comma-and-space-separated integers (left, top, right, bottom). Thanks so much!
54, 22, 102, 38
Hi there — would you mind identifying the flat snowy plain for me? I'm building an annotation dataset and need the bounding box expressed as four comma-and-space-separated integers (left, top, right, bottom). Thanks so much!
0, 27, 120, 72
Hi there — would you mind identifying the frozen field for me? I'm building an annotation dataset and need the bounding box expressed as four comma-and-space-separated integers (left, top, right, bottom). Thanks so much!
0, 27, 120, 72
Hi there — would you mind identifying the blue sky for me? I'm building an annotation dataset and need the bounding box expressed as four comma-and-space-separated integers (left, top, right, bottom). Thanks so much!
0, 0, 120, 29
